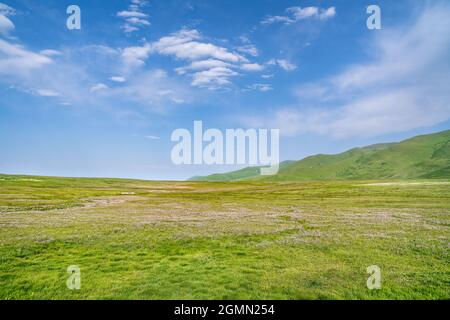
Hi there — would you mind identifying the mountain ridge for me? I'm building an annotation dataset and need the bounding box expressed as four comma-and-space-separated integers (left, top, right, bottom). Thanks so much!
190, 130, 450, 182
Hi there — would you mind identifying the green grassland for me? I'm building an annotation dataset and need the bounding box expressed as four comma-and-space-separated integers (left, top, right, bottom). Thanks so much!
192, 130, 450, 182
0, 174, 449, 299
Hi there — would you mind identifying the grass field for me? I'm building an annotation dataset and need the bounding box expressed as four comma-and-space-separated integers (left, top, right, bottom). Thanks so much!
0, 174, 449, 299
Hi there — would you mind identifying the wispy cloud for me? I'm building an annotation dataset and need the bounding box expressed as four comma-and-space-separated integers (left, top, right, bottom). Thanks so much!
0, 4, 55, 76
261, 6, 336, 25
246, 83, 273, 92
0, 2, 15, 36
34, 89, 60, 97
121, 43, 152, 71
1, 32, 191, 111
112, 69, 193, 109
151, 29, 247, 88
117, 0, 150, 34
247, 3, 450, 139
267, 59, 297, 71
151, 29, 245, 62
0, 3, 15, 15
120, 28, 266, 89
40, 49, 62, 56
110, 76, 126, 83
144, 135, 160, 140
0, 14, 14, 36
0, 39, 53, 76
236, 44, 259, 57
90, 83, 108, 93
175, 59, 231, 75
241, 63, 265, 72
191, 67, 238, 88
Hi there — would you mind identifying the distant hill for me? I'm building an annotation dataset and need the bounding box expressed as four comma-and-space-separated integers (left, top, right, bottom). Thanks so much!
190, 130, 450, 182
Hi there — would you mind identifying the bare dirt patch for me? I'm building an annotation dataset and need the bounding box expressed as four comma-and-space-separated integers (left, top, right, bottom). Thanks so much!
81, 196, 145, 208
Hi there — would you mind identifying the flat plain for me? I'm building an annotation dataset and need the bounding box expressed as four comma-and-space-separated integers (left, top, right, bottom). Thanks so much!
0, 174, 448, 299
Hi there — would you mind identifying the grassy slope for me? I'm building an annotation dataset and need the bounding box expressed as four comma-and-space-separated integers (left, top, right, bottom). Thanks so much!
192, 130, 450, 182
189, 161, 294, 182
0, 175, 449, 299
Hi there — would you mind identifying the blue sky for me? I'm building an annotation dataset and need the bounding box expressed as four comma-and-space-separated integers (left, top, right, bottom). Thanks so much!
0, 0, 449, 180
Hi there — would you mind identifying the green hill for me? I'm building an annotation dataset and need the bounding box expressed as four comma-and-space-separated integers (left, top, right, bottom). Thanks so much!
188, 161, 295, 182
190, 130, 450, 181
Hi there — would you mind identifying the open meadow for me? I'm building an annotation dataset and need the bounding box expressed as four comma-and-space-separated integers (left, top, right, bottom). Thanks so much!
0, 174, 449, 299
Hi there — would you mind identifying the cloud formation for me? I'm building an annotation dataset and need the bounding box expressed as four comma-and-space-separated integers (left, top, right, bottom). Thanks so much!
0, 4, 192, 111
34, 89, 60, 97
268, 59, 297, 71
246, 83, 273, 92
90, 83, 108, 93
117, 0, 150, 33
110, 76, 126, 83
262, 6, 336, 25
151, 29, 245, 62
0, 39, 53, 76
236, 44, 259, 57
120, 29, 266, 89
248, 3, 450, 139
0, 2, 16, 36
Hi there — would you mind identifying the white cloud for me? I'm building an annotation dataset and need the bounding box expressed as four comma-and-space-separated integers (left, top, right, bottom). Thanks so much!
130, 0, 148, 6
246, 83, 273, 92
151, 29, 246, 89
236, 44, 259, 57
268, 59, 297, 71
262, 6, 336, 25
0, 3, 16, 16
122, 25, 139, 33
121, 28, 262, 89
144, 135, 160, 140
261, 74, 274, 79
117, 0, 150, 33
268, 89, 450, 138
40, 49, 62, 56
117, 11, 148, 18
319, 7, 336, 20
0, 14, 14, 36
171, 98, 185, 104
192, 67, 238, 88
152, 29, 246, 62
277, 59, 297, 71
121, 43, 152, 70
0, 2, 15, 36
35, 89, 60, 97
0, 39, 52, 76
248, 3, 450, 139
0, 19, 191, 111
110, 76, 126, 82
286, 7, 319, 20
125, 17, 150, 26
175, 59, 231, 74
261, 15, 294, 25
239, 35, 250, 44
113, 69, 192, 107
240, 63, 264, 72
90, 83, 108, 93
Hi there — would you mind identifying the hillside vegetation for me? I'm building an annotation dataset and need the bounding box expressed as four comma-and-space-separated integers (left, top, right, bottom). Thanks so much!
192, 130, 450, 182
